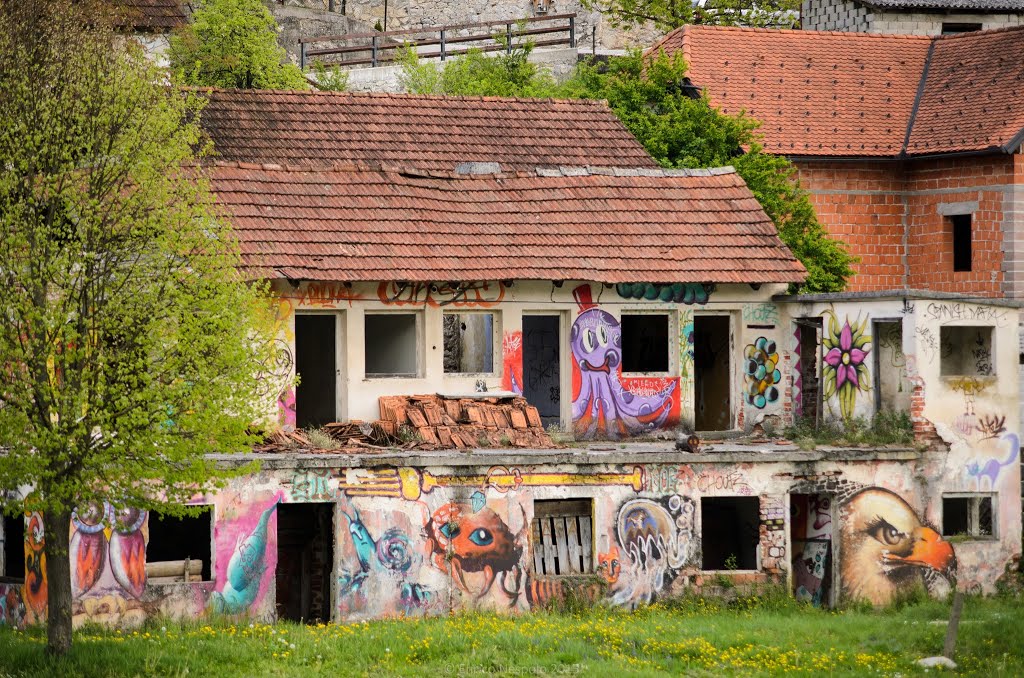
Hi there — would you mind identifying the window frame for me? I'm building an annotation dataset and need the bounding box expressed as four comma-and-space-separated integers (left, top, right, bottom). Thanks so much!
441, 310, 500, 377
145, 504, 216, 584
942, 493, 997, 540
950, 213, 973, 273
938, 324, 994, 378
363, 310, 423, 379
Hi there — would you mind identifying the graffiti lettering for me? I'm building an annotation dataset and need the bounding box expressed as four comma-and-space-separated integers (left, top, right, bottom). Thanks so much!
290, 469, 334, 502
297, 282, 362, 308
742, 303, 780, 326
377, 281, 506, 308
923, 303, 1008, 327
691, 469, 753, 495
916, 327, 938, 363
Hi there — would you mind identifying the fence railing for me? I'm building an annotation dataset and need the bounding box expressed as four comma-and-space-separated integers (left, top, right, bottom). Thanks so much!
298, 13, 576, 69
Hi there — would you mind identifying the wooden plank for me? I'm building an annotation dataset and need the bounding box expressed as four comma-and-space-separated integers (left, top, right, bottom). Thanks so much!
565, 516, 583, 574
553, 517, 569, 576
531, 519, 544, 574
534, 499, 591, 519
579, 516, 593, 573
146, 560, 202, 577
540, 517, 556, 576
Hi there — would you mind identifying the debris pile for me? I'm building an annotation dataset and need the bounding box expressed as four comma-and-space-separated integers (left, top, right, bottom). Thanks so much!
257, 394, 554, 453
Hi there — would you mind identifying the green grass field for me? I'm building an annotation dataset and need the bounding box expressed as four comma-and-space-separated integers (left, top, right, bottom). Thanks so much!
1, 594, 1021, 676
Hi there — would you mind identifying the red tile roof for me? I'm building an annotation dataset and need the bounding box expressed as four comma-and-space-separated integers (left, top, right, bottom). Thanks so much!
209, 163, 805, 285
652, 25, 1024, 158
198, 90, 662, 172
113, 0, 186, 31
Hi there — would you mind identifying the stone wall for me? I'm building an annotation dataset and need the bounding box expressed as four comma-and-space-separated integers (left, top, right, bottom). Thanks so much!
801, 0, 1024, 34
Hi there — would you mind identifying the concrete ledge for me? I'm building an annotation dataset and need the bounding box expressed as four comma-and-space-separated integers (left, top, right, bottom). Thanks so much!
209, 444, 921, 469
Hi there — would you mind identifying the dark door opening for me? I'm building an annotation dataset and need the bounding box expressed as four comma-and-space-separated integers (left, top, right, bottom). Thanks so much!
523, 315, 561, 427
295, 315, 336, 429
701, 496, 759, 570
790, 493, 833, 607
276, 503, 334, 623
2, 514, 25, 581
795, 319, 823, 424
694, 315, 731, 431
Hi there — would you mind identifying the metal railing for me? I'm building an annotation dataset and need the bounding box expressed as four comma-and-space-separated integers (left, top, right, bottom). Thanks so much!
298, 13, 576, 70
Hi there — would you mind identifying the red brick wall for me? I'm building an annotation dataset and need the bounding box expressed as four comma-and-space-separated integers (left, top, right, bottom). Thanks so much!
795, 159, 906, 291
903, 155, 1013, 296
793, 154, 1016, 296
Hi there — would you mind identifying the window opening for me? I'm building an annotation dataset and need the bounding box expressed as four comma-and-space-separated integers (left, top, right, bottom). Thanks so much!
365, 313, 418, 377
276, 503, 334, 623
146, 508, 213, 582
939, 325, 993, 377
942, 495, 995, 538
621, 313, 669, 373
701, 496, 759, 570
443, 312, 495, 374
295, 314, 337, 428
531, 499, 593, 575
951, 214, 972, 272
522, 315, 561, 426
1, 514, 25, 581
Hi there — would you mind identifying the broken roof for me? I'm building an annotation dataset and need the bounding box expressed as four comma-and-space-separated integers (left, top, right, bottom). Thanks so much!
198, 89, 661, 172
209, 163, 805, 285
113, 0, 186, 31
652, 25, 1024, 158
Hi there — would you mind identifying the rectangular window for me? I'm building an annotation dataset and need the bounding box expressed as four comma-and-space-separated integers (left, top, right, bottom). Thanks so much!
951, 214, 972, 272
941, 22, 982, 34
365, 313, 418, 378
621, 313, 670, 373
1, 514, 25, 581
443, 312, 495, 374
942, 495, 995, 538
701, 496, 759, 570
531, 499, 593, 575
939, 325, 993, 377
146, 507, 213, 582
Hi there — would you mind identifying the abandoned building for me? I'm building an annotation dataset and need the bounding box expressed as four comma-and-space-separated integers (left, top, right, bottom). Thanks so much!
652, 24, 1024, 300
1, 90, 1021, 628
802, 0, 1024, 34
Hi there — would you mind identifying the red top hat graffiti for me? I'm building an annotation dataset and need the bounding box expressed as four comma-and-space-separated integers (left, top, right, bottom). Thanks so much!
572, 284, 597, 312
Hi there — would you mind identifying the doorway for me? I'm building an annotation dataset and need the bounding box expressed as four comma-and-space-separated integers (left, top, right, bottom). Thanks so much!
295, 315, 337, 428
694, 315, 731, 431
522, 315, 561, 427
275, 503, 334, 623
795, 319, 823, 424
789, 493, 834, 607
873, 319, 910, 414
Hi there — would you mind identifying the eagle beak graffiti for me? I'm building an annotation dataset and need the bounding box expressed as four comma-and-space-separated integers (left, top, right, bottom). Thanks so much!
882, 526, 956, 577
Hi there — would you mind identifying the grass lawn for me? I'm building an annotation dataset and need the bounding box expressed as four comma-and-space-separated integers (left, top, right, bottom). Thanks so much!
0, 594, 1021, 676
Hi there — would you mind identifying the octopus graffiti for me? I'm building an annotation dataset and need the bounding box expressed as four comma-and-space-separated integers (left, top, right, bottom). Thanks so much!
570, 285, 679, 439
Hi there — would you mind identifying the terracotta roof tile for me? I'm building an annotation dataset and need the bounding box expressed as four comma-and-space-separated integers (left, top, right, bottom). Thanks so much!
113, 0, 186, 31
209, 164, 805, 284
652, 25, 1024, 158
198, 89, 661, 171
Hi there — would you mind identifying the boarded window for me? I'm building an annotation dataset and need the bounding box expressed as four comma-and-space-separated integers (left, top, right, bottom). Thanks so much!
942, 495, 995, 538
621, 313, 669, 373
531, 499, 593, 575
1, 514, 25, 581
939, 325, 993, 376
443, 312, 495, 374
365, 313, 418, 377
146, 507, 213, 582
701, 496, 760, 570
950, 214, 972, 272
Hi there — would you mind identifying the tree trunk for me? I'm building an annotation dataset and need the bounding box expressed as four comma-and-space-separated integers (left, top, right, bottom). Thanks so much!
43, 507, 73, 656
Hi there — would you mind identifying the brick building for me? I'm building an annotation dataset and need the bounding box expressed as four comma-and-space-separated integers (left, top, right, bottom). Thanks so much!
801, 0, 1024, 34
652, 25, 1024, 298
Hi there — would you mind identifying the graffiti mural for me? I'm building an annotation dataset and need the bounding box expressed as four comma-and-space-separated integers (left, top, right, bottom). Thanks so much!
501, 330, 523, 395
70, 502, 148, 599
570, 285, 678, 439
425, 492, 527, 599
838, 488, 955, 605
615, 282, 711, 305
23, 508, 46, 623
967, 432, 1019, 489
792, 495, 832, 606
211, 499, 277, 615
743, 337, 781, 409
821, 312, 871, 419
337, 505, 423, 604
605, 496, 696, 608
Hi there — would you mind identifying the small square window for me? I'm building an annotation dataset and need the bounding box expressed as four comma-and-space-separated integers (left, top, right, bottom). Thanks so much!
950, 214, 972, 272
146, 507, 214, 582
443, 312, 495, 374
621, 313, 670, 373
531, 499, 593, 575
942, 495, 995, 539
939, 325, 993, 377
365, 313, 418, 378
701, 496, 760, 570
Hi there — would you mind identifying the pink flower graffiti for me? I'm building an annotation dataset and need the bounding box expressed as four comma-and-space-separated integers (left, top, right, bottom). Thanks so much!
821, 312, 871, 419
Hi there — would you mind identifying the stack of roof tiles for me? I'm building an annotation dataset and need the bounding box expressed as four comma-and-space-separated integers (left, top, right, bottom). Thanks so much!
210, 163, 806, 284
654, 25, 1024, 157
377, 394, 553, 449
198, 90, 661, 172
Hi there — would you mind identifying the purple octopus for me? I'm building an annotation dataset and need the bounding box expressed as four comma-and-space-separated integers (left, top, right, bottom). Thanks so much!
570, 302, 677, 439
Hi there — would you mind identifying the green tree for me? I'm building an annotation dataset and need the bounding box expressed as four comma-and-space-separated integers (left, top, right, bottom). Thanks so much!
398, 43, 559, 97
0, 0, 275, 655
581, 0, 799, 32
168, 0, 308, 89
